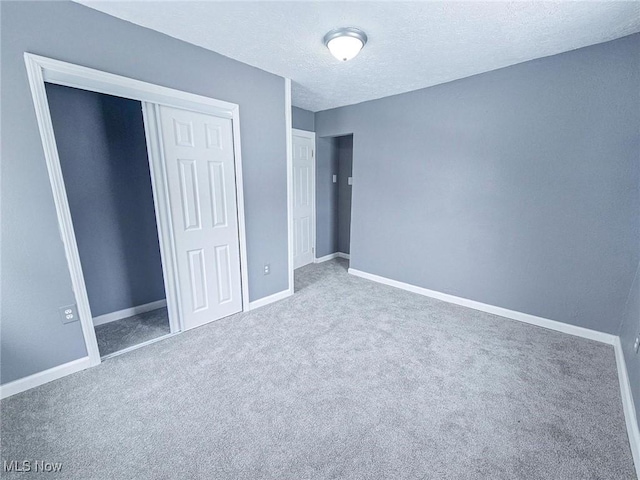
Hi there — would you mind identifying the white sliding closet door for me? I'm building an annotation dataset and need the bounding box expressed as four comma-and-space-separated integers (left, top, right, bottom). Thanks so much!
158, 105, 242, 330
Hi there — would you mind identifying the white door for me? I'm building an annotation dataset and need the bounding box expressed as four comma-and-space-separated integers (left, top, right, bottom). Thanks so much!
292, 131, 315, 269
158, 105, 243, 330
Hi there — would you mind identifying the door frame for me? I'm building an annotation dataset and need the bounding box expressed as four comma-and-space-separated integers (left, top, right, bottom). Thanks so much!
24, 53, 251, 368
291, 128, 317, 269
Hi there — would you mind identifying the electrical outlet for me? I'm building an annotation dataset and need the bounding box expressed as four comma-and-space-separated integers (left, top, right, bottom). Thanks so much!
264, 263, 270, 275
59, 304, 78, 324
634, 336, 640, 354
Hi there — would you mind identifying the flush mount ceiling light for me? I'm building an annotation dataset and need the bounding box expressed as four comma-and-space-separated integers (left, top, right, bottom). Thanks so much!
323, 27, 368, 62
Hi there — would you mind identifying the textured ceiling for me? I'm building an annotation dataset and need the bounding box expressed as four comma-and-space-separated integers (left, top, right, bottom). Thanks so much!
77, 1, 640, 112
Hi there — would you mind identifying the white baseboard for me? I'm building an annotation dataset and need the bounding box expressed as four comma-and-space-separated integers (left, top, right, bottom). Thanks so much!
93, 299, 167, 326
315, 252, 350, 263
1, 356, 91, 400
348, 268, 616, 345
614, 338, 640, 478
249, 289, 292, 310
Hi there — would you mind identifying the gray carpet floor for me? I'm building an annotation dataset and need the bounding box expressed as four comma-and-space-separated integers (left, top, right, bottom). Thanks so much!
1, 259, 635, 479
95, 307, 171, 357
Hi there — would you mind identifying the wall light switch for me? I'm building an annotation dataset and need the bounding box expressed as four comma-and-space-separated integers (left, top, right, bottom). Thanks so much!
59, 304, 78, 324
264, 263, 270, 275
634, 336, 640, 354
332, 175, 337, 183
348, 177, 353, 185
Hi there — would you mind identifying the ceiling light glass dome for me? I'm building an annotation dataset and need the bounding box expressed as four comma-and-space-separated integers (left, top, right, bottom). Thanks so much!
324, 27, 368, 62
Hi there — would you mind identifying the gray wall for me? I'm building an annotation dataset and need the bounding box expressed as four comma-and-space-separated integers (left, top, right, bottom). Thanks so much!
337, 135, 353, 254
292, 106, 315, 132
46, 84, 165, 317
316, 34, 640, 335
1, 1, 288, 384
620, 261, 640, 429
315, 137, 338, 257
316, 135, 353, 257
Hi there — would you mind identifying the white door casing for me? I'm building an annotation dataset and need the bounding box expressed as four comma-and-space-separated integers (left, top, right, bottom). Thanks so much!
292, 129, 316, 269
158, 105, 243, 330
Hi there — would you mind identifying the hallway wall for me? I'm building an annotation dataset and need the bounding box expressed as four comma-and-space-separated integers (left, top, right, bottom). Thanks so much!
316, 136, 338, 257
316, 135, 353, 257
337, 136, 353, 255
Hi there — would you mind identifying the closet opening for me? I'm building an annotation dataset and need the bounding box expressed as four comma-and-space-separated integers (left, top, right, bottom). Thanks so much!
46, 83, 172, 358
